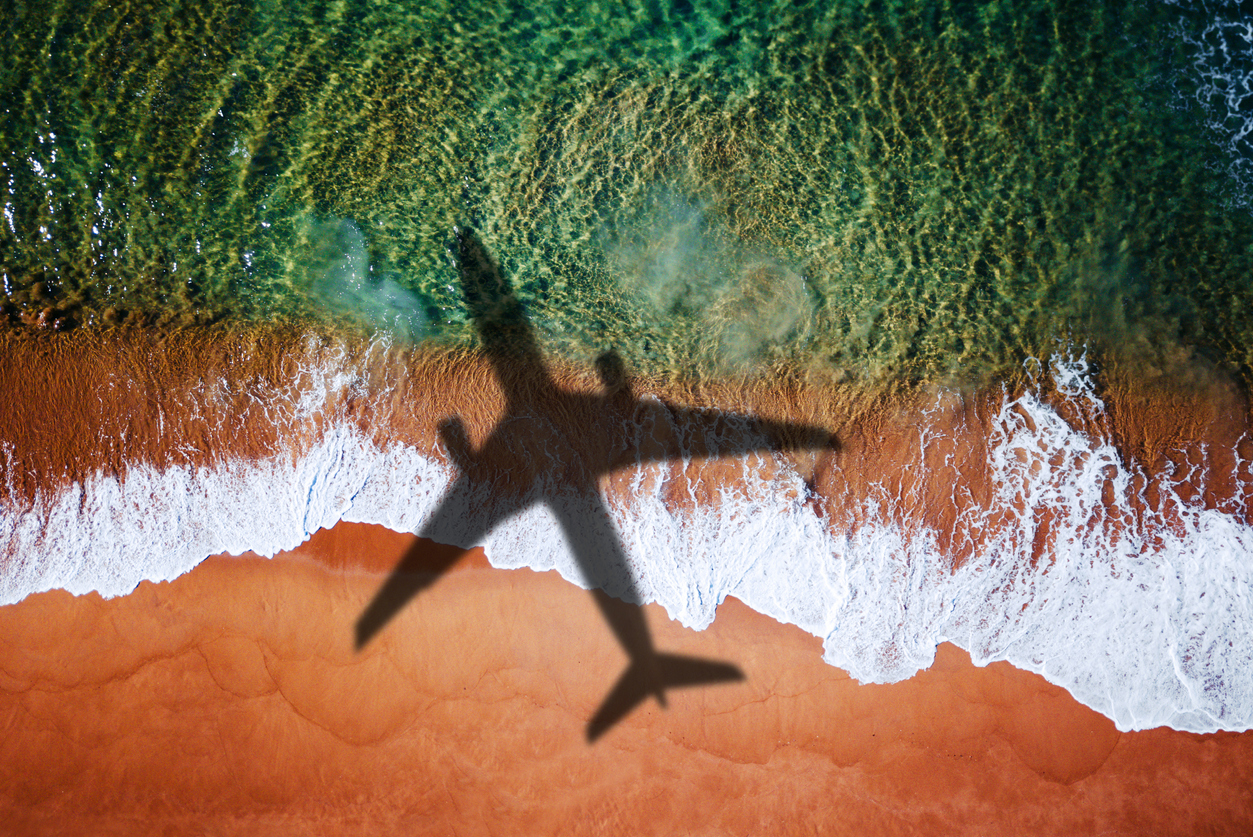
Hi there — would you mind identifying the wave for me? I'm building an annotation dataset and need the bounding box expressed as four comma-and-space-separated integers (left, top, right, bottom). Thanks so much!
1, 335, 1251, 734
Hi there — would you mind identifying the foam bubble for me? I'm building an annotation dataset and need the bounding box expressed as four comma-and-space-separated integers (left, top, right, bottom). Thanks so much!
1168, 0, 1253, 205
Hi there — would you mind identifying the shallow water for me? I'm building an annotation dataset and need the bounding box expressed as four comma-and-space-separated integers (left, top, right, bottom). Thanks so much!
3, 0, 1251, 385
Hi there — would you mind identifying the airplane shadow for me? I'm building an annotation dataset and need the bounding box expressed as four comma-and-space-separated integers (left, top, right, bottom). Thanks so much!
355, 227, 838, 742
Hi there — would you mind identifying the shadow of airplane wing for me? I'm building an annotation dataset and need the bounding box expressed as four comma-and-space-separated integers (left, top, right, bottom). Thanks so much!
549, 488, 745, 741
355, 471, 498, 650
613, 403, 838, 471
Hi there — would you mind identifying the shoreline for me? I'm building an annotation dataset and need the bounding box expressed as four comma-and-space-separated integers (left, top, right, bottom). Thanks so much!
1, 522, 1251, 834
3, 325, 1253, 732
2, 324, 1248, 516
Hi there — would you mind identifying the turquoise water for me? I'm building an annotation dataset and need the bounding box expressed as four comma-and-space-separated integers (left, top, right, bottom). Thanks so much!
2, 0, 1250, 386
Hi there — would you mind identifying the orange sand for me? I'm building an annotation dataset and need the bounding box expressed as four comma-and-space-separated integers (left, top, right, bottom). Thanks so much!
1, 522, 1251, 835
3, 326, 1253, 832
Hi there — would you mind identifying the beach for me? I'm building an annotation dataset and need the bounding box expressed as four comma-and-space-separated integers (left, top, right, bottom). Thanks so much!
3, 325, 1253, 832
4, 0, 1253, 830
2, 522, 1251, 835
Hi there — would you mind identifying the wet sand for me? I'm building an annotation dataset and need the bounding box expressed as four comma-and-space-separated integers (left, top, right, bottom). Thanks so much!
1, 521, 1251, 835
3, 327, 1250, 558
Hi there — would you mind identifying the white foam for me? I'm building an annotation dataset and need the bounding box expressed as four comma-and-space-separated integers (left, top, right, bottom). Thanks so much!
2, 352, 1251, 733
1168, 0, 1253, 205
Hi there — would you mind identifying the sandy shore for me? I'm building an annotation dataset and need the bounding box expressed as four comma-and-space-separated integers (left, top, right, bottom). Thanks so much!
3, 326, 1253, 831
1, 521, 1251, 835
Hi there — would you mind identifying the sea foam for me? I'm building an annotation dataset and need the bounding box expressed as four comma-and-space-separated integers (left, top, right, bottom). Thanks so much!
2, 353, 1251, 734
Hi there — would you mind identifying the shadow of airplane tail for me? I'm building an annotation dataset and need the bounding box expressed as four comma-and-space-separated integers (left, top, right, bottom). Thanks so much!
586, 651, 744, 742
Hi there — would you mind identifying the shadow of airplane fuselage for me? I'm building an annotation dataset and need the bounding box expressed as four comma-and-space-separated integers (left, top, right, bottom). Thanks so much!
355, 227, 837, 741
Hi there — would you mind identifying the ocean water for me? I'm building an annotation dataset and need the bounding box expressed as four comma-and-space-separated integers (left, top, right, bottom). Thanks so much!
4, 0, 1252, 382
3, 0, 1253, 733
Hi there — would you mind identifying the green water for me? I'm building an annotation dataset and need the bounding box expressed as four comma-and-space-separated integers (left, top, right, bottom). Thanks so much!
2, 0, 1250, 386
